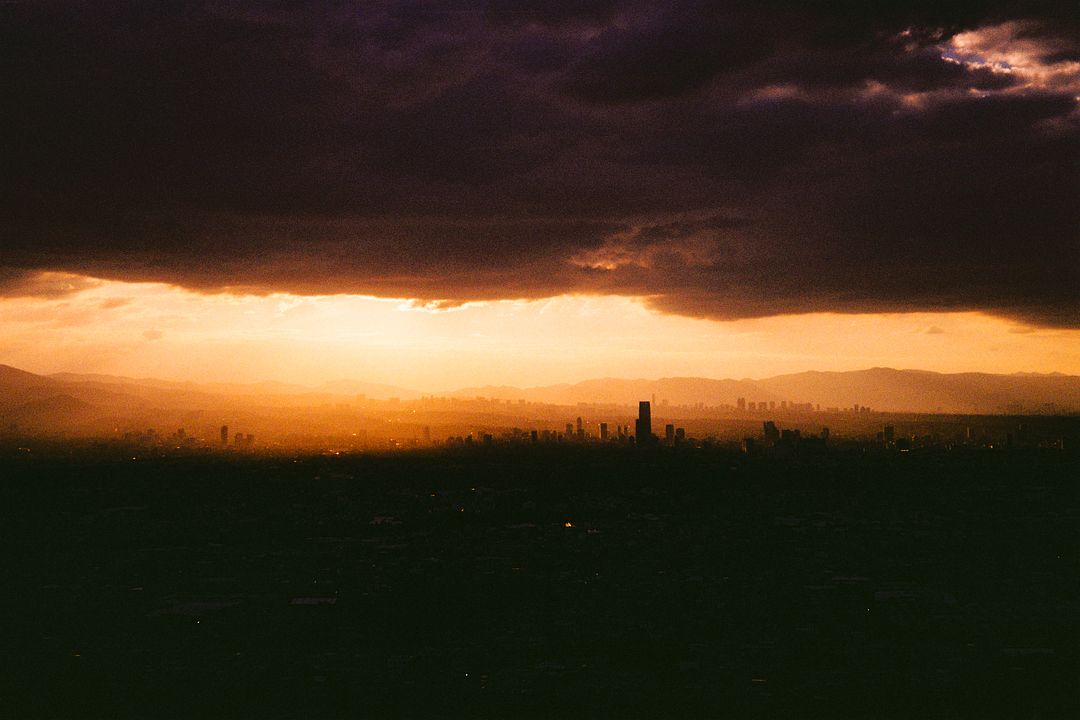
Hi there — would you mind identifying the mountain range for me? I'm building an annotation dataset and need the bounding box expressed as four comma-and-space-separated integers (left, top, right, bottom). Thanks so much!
1, 364, 1078, 438
448, 368, 1080, 414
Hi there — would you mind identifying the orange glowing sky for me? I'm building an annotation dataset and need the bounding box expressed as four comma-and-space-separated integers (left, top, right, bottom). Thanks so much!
2, 273, 1077, 390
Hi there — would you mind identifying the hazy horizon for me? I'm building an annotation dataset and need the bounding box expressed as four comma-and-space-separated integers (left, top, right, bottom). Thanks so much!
6, 361, 1079, 446
3, 279, 1079, 391
8, 359, 1079, 396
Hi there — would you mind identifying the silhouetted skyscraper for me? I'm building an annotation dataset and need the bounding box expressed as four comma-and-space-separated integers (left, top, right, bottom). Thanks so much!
220, 425, 228, 446
599, 422, 609, 441
636, 401, 652, 444
665, 424, 675, 443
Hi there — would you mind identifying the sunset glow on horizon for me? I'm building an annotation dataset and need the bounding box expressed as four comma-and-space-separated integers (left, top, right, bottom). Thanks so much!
2, 272, 1077, 390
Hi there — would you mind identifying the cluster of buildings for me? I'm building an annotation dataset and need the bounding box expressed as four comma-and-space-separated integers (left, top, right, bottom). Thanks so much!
104, 400, 1069, 455
443, 401, 692, 449
114, 425, 256, 451
437, 401, 1069, 454
742, 421, 829, 454
735, 398, 873, 415
219, 425, 255, 450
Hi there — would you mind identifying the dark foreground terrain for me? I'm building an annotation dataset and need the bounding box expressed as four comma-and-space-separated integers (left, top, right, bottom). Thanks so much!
2, 445, 1078, 718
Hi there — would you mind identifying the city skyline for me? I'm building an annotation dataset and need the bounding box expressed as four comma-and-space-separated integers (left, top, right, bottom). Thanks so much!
4, 359, 1078, 452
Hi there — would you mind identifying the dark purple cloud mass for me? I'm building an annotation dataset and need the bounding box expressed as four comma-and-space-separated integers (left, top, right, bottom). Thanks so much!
2, 1, 1078, 325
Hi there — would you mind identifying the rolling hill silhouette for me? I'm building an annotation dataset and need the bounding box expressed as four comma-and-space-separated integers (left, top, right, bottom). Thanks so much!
448, 368, 1080, 413
1, 364, 1078, 439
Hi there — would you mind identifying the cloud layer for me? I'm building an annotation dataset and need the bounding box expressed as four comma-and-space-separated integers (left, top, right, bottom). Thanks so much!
3, 1, 1078, 325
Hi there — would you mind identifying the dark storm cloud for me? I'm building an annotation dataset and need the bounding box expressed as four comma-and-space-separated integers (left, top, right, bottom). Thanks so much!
0, 269, 101, 299
559, 7, 772, 103
1, 1, 1077, 326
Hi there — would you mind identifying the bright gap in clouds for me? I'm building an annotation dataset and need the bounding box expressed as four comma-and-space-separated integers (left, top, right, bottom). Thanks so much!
0, 275, 1077, 390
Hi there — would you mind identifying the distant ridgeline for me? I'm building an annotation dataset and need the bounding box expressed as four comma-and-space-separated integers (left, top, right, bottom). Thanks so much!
0, 364, 1078, 451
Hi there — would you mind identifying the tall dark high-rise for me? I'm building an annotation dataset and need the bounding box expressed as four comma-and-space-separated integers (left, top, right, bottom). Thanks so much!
636, 401, 652, 444
599, 422, 609, 441
220, 425, 229, 446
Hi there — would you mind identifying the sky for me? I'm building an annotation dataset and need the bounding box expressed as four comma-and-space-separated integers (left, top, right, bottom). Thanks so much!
1, 274, 1077, 389
2, 1, 1078, 387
